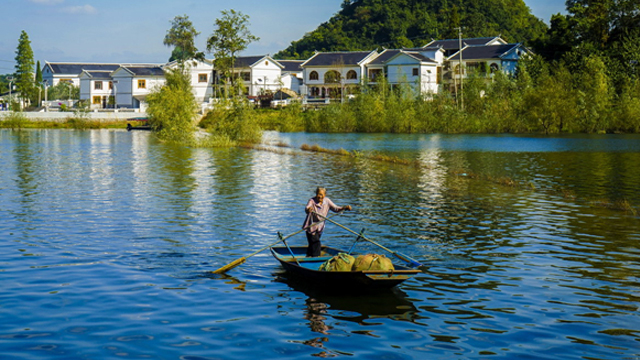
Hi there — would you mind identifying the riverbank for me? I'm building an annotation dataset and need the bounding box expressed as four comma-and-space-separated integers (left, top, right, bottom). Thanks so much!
0, 111, 147, 129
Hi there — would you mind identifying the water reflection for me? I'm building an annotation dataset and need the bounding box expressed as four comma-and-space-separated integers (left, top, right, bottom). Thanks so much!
276, 274, 418, 326
2, 130, 640, 359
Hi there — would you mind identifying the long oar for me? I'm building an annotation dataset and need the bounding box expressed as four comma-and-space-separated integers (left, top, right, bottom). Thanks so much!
313, 212, 423, 267
210, 211, 344, 274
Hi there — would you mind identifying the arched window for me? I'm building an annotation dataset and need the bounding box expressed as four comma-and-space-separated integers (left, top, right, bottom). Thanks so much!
490, 63, 500, 73
346, 70, 357, 80
324, 70, 341, 83
309, 71, 319, 81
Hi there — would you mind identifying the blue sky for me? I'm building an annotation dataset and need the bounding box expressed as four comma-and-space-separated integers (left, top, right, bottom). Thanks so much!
0, 0, 566, 73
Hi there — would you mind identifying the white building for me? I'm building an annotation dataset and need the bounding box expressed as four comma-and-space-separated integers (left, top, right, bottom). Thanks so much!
42, 62, 121, 87
229, 55, 284, 97
301, 51, 379, 99
276, 60, 304, 94
164, 59, 215, 103
367, 47, 445, 96
447, 43, 532, 80
79, 64, 164, 110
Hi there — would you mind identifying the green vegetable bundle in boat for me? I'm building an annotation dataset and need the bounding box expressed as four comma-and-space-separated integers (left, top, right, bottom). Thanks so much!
352, 254, 395, 271
319, 253, 356, 272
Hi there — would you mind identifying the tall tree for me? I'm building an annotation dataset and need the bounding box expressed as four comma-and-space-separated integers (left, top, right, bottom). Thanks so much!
35, 60, 42, 84
206, 9, 259, 95
164, 15, 203, 64
14, 30, 36, 105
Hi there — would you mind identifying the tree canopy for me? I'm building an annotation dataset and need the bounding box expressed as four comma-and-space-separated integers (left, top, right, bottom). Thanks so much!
206, 9, 259, 94
14, 30, 36, 104
275, 0, 548, 59
164, 15, 204, 63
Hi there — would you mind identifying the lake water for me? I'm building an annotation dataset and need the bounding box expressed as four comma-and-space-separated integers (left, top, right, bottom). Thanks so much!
1, 129, 639, 360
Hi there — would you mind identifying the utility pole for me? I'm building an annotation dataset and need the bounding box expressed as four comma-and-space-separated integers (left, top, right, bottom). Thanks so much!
458, 27, 464, 111
7, 76, 13, 111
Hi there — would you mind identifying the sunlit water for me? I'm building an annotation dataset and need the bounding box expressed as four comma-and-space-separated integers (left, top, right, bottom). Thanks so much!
1, 129, 639, 359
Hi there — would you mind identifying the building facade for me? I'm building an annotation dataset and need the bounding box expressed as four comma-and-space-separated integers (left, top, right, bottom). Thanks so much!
42, 36, 531, 110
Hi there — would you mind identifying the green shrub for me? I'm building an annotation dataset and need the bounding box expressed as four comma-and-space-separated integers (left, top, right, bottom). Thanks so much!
1, 112, 28, 129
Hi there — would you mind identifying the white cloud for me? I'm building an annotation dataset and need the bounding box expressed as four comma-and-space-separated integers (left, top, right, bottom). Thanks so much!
62, 4, 98, 14
29, 0, 64, 4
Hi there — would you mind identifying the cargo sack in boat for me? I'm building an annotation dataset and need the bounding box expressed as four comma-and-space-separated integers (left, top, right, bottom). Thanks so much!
352, 254, 395, 271
319, 253, 356, 272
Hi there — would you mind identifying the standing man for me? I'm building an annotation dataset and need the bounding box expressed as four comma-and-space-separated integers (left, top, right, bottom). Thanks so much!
302, 187, 351, 257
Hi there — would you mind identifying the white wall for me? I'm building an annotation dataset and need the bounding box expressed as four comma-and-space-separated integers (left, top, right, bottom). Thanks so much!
247, 59, 283, 96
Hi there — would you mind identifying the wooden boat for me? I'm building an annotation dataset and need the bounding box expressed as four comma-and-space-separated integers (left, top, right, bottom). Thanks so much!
270, 245, 421, 290
126, 117, 151, 131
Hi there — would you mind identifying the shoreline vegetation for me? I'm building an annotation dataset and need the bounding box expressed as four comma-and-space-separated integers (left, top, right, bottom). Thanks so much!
10, 55, 640, 136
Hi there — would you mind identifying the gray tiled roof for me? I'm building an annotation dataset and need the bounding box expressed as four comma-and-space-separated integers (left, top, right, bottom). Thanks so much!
234, 56, 267, 68
124, 66, 165, 76
303, 51, 375, 67
404, 52, 436, 63
47, 63, 121, 74
453, 44, 520, 60
369, 50, 402, 65
425, 37, 498, 50
84, 71, 112, 80
277, 60, 304, 72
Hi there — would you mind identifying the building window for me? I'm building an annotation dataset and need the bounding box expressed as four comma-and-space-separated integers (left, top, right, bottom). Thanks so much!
138, 80, 146, 89
92, 96, 101, 104
265, 61, 269, 66
324, 70, 341, 83
490, 63, 500, 73
109, 81, 113, 90
241, 72, 250, 81
198, 74, 208, 83
412, 68, 419, 76
60, 79, 73, 84
368, 69, 383, 81
346, 70, 357, 80
309, 71, 319, 81
94, 81, 103, 90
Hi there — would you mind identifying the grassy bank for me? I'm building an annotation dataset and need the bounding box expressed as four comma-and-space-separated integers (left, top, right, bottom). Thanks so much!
0, 112, 133, 130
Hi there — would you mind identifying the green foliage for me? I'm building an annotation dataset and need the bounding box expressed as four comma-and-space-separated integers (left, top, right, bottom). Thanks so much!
14, 30, 36, 104
1, 111, 28, 129
146, 68, 198, 143
46, 82, 79, 100
276, 0, 547, 59
206, 9, 259, 94
164, 15, 204, 63
199, 98, 262, 144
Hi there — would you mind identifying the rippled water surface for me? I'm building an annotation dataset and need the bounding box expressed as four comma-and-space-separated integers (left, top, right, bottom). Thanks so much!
1, 129, 639, 359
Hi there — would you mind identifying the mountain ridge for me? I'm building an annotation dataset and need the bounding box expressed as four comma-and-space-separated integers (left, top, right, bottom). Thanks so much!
275, 0, 547, 59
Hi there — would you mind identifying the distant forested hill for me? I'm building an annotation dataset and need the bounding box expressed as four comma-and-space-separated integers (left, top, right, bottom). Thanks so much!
276, 0, 548, 59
